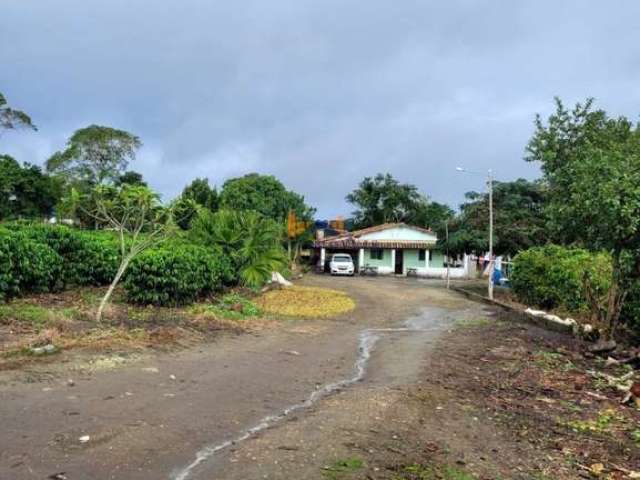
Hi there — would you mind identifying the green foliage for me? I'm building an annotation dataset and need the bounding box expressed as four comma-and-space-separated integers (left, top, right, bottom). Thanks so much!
322, 457, 364, 479
219, 173, 314, 222
123, 245, 229, 306
346, 173, 451, 229
0, 92, 36, 131
46, 124, 141, 186
0, 155, 61, 220
511, 245, 611, 312
526, 98, 640, 335
8, 224, 119, 287
0, 303, 52, 328
0, 230, 63, 300
173, 196, 199, 230
446, 179, 547, 256
190, 292, 261, 320
115, 170, 147, 187
190, 209, 287, 288
183, 177, 218, 211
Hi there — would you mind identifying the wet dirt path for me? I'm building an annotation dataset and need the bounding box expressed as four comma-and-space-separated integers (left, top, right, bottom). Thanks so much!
0, 276, 484, 480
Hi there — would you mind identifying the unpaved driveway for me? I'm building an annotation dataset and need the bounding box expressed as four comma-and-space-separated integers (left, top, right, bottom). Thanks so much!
0, 276, 485, 480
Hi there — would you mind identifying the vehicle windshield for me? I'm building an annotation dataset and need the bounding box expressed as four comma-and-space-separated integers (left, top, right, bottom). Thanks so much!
332, 256, 352, 263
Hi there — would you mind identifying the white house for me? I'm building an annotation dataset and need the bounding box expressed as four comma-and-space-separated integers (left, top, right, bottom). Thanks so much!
314, 223, 471, 279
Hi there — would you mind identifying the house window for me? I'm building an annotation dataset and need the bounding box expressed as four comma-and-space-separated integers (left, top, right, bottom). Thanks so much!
370, 249, 384, 260
429, 250, 433, 261
418, 249, 426, 261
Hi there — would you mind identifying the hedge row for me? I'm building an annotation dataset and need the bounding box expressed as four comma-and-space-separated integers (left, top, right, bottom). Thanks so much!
123, 245, 232, 306
0, 224, 233, 307
511, 245, 611, 313
0, 225, 121, 300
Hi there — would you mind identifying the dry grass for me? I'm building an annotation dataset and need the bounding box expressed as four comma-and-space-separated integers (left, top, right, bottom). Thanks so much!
257, 286, 356, 318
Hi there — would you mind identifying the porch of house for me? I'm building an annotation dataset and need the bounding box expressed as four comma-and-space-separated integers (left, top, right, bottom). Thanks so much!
317, 246, 471, 279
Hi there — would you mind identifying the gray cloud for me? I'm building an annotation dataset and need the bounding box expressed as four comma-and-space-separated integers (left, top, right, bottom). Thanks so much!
2, 0, 640, 217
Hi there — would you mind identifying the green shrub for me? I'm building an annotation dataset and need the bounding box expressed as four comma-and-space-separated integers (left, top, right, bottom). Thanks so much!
621, 280, 640, 335
511, 245, 611, 312
6, 224, 119, 287
0, 230, 64, 300
123, 245, 228, 306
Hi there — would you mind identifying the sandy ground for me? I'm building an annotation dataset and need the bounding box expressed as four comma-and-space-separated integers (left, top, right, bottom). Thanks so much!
0, 275, 483, 480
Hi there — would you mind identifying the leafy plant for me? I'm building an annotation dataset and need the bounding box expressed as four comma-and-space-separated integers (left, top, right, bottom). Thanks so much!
67, 184, 176, 320
190, 209, 287, 289
0, 230, 63, 300
190, 292, 261, 320
9, 224, 119, 287
124, 245, 228, 306
511, 245, 611, 314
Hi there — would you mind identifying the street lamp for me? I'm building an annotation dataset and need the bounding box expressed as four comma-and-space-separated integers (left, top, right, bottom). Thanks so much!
456, 166, 494, 300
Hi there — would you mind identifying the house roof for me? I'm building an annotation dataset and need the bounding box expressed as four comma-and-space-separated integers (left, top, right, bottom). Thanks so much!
314, 222, 437, 250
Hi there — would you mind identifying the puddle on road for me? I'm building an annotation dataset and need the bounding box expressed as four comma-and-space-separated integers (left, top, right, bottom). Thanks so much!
170, 307, 461, 480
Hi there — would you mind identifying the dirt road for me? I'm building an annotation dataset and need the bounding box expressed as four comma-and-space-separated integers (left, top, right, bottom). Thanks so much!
0, 276, 485, 480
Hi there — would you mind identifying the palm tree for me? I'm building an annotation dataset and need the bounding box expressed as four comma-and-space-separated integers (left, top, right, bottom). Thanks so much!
191, 209, 286, 288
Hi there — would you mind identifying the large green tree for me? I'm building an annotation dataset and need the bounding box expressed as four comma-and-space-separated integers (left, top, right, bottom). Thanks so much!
182, 177, 218, 211
346, 173, 452, 229
0, 155, 61, 219
219, 173, 314, 222
173, 177, 218, 230
46, 125, 141, 186
446, 179, 547, 257
115, 170, 147, 187
0, 92, 36, 132
526, 98, 640, 337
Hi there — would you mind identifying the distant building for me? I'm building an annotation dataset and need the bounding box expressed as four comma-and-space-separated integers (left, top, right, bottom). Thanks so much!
313, 222, 471, 279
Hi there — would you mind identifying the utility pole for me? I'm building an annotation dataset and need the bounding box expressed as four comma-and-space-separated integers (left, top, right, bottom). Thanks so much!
445, 220, 450, 289
487, 169, 494, 300
456, 166, 495, 300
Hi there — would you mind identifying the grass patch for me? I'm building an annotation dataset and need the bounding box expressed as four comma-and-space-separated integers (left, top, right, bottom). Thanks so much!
190, 292, 261, 321
393, 464, 476, 480
566, 408, 626, 434
258, 286, 355, 318
455, 317, 492, 329
533, 350, 575, 372
0, 303, 52, 328
321, 457, 364, 479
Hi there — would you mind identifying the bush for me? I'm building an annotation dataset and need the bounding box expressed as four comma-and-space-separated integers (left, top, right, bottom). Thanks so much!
123, 245, 229, 306
511, 245, 611, 313
6, 224, 120, 287
621, 280, 640, 335
0, 230, 64, 300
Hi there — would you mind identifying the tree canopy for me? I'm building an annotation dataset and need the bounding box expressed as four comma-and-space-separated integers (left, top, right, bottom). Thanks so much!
346, 173, 452, 229
0, 92, 36, 132
182, 177, 218, 211
115, 170, 147, 187
46, 125, 141, 186
526, 97, 640, 336
0, 155, 61, 220
446, 179, 547, 257
219, 173, 314, 222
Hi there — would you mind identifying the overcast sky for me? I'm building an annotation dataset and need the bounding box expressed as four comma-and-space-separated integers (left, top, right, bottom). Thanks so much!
2, 1, 640, 218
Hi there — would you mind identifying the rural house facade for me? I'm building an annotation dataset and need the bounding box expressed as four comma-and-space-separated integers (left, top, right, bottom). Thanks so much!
314, 223, 471, 278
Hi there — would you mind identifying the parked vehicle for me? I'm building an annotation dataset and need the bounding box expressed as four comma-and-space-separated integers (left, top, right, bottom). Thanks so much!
329, 253, 355, 276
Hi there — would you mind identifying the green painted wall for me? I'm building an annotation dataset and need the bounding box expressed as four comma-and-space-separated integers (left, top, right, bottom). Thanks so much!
363, 249, 392, 268
403, 249, 424, 270
430, 250, 445, 268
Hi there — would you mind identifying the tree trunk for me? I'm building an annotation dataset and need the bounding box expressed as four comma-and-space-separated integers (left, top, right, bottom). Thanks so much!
96, 255, 131, 323
604, 250, 626, 339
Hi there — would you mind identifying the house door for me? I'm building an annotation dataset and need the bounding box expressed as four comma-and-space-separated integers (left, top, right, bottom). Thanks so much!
395, 250, 403, 274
